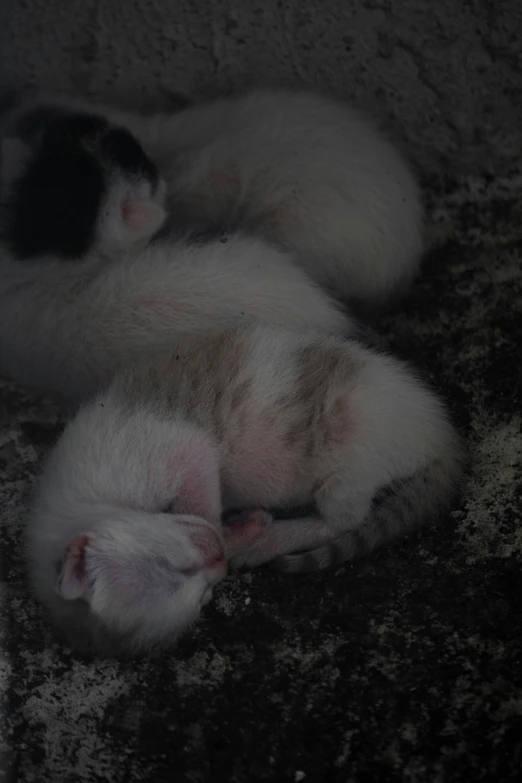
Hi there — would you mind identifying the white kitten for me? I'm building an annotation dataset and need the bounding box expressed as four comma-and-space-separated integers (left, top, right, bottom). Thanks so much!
27, 326, 462, 657
106, 88, 426, 306
0, 103, 351, 399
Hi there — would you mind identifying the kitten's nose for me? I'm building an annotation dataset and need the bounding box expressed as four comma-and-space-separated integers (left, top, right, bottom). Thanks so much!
203, 552, 228, 585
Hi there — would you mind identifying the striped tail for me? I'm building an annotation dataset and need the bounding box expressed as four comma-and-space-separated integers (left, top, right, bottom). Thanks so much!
271, 445, 465, 574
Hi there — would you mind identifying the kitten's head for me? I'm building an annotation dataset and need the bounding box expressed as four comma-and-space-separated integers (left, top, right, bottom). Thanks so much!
39, 507, 227, 658
0, 100, 167, 260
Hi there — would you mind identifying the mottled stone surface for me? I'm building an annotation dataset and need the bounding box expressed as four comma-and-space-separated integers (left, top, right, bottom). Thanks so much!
0, 175, 521, 781
1, 0, 521, 176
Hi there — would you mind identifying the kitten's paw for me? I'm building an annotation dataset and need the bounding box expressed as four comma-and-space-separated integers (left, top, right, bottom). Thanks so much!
224, 509, 273, 568
225, 509, 272, 546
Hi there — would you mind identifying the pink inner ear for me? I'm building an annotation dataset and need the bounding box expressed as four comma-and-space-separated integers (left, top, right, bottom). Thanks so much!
56, 534, 90, 601
122, 199, 165, 232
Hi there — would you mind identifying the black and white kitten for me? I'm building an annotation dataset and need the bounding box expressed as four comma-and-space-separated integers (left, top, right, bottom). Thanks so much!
0, 103, 167, 259
3, 87, 425, 303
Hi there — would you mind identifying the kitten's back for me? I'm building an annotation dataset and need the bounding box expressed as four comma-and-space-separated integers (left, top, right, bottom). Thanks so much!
138, 89, 424, 305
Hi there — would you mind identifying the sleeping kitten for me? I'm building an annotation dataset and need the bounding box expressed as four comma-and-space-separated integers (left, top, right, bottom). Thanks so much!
0, 104, 351, 400
3, 87, 424, 306
111, 89, 425, 306
27, 326, 463, 657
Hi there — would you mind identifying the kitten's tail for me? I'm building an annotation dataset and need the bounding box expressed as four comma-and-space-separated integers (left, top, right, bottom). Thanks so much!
271, 441, 465, 574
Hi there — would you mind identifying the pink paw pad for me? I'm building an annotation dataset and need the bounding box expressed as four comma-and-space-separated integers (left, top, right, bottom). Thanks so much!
224, 509, 272, 548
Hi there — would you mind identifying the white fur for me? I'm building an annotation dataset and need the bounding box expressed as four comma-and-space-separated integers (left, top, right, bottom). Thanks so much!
105, 88, 425, 304
0, 233, 351, 399
27, 326, 462, 657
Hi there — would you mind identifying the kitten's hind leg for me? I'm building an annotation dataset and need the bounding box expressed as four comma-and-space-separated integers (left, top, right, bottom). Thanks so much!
226, 475, 377, 571
225, 510, 346, 570
269, 478, 377, 573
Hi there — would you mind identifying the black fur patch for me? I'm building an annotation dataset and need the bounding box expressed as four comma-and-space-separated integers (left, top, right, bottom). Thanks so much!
3, 136, 106, 260
3, 110, 160, 260
41, 112, 109, 145
40, 113, 159, 186
100, 126, 159, 191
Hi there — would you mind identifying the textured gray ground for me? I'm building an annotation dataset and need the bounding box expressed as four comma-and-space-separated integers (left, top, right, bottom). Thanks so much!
1, 174, 521, 782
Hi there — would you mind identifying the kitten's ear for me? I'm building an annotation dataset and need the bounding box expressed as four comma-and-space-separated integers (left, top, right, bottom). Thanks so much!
54, 524, 197, 645
56, 534, 92, 601
55, 529, 179, 615
121, 197, 166, 241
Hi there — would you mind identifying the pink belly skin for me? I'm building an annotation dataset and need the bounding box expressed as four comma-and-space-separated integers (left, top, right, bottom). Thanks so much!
221, 392, 354, 507
223, 417, 299, 507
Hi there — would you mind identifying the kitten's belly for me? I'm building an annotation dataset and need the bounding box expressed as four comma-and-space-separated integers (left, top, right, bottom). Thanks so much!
221, 426, 309, 509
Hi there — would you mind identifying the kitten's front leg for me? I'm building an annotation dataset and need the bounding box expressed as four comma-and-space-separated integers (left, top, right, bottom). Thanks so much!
225, 512, 340, 569
223, 509, 273, 568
